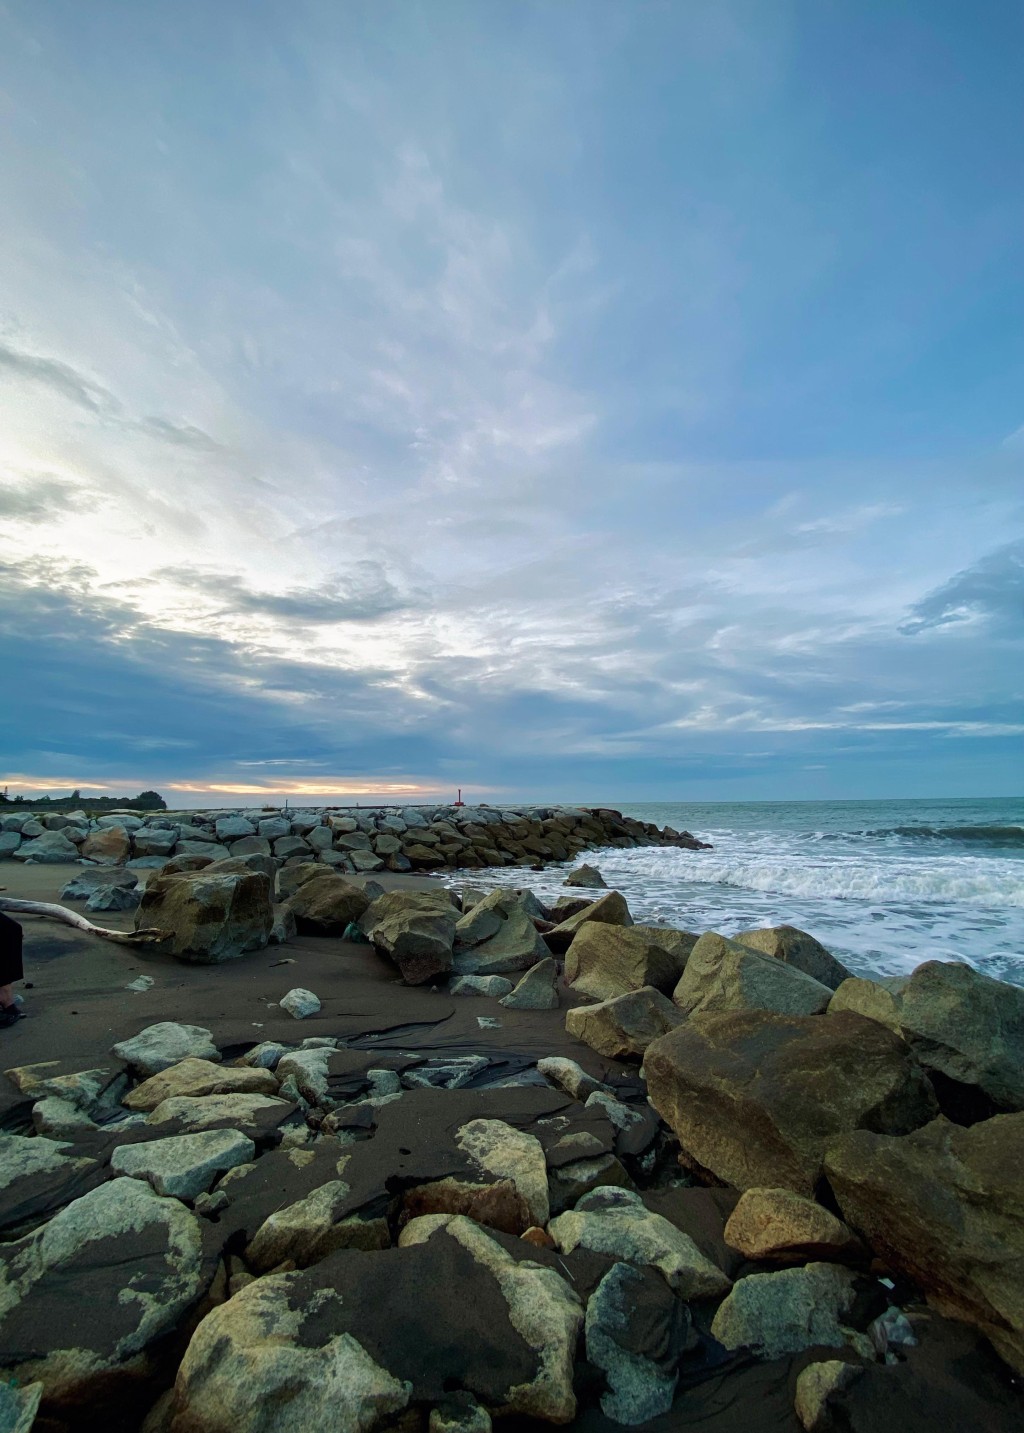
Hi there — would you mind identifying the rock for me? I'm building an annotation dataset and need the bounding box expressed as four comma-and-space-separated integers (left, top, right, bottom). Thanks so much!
550, 1188, 731, 1298
272, 835, 310, 860
111, 1129, 256, 1200
450, 975, 515, 998
215, 816, 256, 841
275, 1048, 334, 1103
113, 1023, 221, 1077
85, 883, 141, 911
829, 961, 1024, 1111
585, 1262, 694, 1425
403, 1056, 490, 1091
244, 1179, 389, 1272
734, 925, 852, 992
500, 958, 560, 1010
174, 840, 231, 861
133, 828, 179, 857
124, 1057, 279, 1112
710, 1262, 862, 1359
204, 854, 277, 881
545, 891, 634, 955
173, 1215, 582, 1429
280, 987, 321, 1019
350, 850, 385, 873
257, 816, 291, 840
566, 924, 687, 1002
236, 1041, 291, 1070
547, 896, 595, 923
147, 1093, 296, 1139
644, 1009, 937, 1195
455, 1119, 549, 1226
0, 831, 22, 856
723, 1188, 861, 1264
453, 891, 550, 976
548, 1152, 633, 1215
361, 891, 457, 985
429, 1391, 492, 1433
32, 1096, 98, 1138
0, 1178, 210, 1413
0, 1134, 103, 1238
135, 870, 273, 963
564, 865, 607, 888
565, 987, 684, 1060
60, 868, 138, 900
275, 860, 325, 900
672, 932, 834, 1018
12, 830, 81, 863
794, 1361, 862, 1433
0, 1380, 43, 1433
536, 1056, 611, 1102
80, 827, 132, 863
824, 1113, 1024, 1372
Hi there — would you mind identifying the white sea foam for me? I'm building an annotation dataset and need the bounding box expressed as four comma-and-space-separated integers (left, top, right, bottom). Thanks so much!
446, 798, 1024, 987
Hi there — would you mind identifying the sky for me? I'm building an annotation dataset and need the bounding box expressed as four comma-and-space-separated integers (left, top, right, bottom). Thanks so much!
0, 0, 1022, 807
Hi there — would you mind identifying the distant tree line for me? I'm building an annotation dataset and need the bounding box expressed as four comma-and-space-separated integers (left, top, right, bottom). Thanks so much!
0, 788, 167, 811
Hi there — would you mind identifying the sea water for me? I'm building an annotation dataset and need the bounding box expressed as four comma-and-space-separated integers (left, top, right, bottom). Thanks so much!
452, 797, 1024, 987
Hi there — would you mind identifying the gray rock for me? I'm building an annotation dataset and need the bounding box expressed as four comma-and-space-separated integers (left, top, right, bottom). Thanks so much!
361, 890, 457, 985
565, 987, 684, 1060
500, 957, 560, 1010
113, 1022, 221, 1077
146, 1093, 296, 1138
564, 864, 607, 888
672, 932, 834, 1018
734, 925, 852, 992
273, 835, 310, 859
550, 1187, 731, 1298
546, 890, 634, 954
0, 1379, 43, 1433
586, 1262, 693, 1424
452, 892, 549, 976
60, 868, 138, 900
0, 1178, 210, 1409
132, 828, 179, 857
111, 1128, 256, 1199
794, 1361, 862, 1433
280, 987, 322, 1019
829, 961, 1024, 1111
0, 831, 21, 856
12, 830, 80, 862
257, 817, 292, 840
86, 883, 141, 912
711, 1263, 862, 1359
450, 975, 515, 998
566, 924, 689, 1002
350, 850, 385, 872
214, 816, 256, 841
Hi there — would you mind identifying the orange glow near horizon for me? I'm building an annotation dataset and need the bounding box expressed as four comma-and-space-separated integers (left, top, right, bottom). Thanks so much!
5, 773, 495, 800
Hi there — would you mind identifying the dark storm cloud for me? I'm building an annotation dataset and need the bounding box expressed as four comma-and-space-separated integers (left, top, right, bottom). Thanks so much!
902, 541, 1024, 635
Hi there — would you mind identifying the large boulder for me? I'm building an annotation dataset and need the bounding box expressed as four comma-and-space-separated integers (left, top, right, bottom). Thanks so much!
80, 826, 131, 864
360, 891, 457, 985
734, 925, 852, 992
135, 870, 273, 962
672, 933, 833, 1018
824, 1113, 1024, 1373
11, 830, 80, 863
644, 1010, 937, 1195
710, 1263, 862, 1359
565, 987, 684, 1060
545, 891, 633, 955
828, 961, 1024, 1111
284, 874, 372, 935
111, 1129, 255, 1200
499, 959, 560, 1010
563, 865, 607, 888
565, 923, 690, 1002
584, 1262, 694, 1425
0, 1179, 211, 1416
0, 1134, 104, 1239
549, 1187, 730, 1299
170, 1216, 582, 1431
453, 892, 550, 976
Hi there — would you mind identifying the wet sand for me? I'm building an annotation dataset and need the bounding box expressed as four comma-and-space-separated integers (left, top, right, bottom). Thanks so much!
0, 862, 616, 1123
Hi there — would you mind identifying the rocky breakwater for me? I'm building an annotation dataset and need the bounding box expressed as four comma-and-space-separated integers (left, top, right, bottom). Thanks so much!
2, 862, 1022, 1433
0, 802, 709, 880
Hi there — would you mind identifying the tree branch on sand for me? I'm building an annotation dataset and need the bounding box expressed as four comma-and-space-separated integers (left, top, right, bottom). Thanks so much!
0, 895, 170, 945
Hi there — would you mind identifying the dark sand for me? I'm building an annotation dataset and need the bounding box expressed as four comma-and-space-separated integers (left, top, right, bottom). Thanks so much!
0, 862, 618, 1123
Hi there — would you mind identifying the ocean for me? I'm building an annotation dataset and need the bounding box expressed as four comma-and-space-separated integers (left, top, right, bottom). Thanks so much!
450, 796, 1024, 988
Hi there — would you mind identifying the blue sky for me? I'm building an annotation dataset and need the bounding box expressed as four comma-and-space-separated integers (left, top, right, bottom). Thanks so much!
1, 0, 1021, 806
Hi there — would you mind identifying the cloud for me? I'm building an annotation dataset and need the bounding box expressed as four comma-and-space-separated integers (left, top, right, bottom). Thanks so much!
0, 473, 84, 523
901, 541, 1024, 634
153, 562, 413, 625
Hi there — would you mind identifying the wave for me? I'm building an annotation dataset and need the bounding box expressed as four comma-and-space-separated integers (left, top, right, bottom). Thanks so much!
806, 823, 1024, 849
609, 848, 1024, 907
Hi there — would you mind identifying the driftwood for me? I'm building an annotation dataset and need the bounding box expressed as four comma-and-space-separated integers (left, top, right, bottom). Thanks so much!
0, 896, 170, 945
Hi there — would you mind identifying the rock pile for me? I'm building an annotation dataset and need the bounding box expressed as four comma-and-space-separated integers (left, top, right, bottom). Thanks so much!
0, 803, 710, 875
2, 875, 1023, 1432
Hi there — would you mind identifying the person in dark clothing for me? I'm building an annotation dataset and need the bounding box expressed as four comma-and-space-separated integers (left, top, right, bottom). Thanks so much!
0, 910, 24, 1026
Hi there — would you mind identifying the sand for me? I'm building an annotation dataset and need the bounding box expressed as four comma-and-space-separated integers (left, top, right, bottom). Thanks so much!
0, 861, 617, 1124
